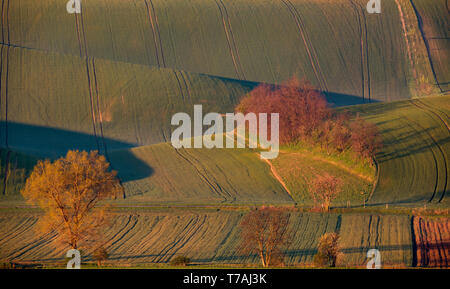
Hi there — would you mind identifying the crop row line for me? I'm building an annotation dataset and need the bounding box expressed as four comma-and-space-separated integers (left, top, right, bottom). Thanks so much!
1, 0, 10, 45
173, 148, 231, 202
74, 5, 110, 160
0, 43, 10, 195
214, 0, 245, 80
409, 0, 448, 93
281, 0, 328, 93
144, 0, 165, 68
409, 99, 449, 202
349, 0, 371, 102
403, 106, 447, 203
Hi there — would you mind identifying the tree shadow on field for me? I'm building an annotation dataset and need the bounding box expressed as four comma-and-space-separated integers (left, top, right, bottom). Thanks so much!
0, 122, 154, 193
324, 91, 381, 107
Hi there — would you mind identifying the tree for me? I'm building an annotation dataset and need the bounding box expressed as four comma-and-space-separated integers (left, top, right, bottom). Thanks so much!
240, 208, 290, 267
93, 246, 109, 267
236, 77, 330, 144
21, 150, 123, 250
314, 232, 341, 267
309, 173, 342, 211
350, 116, 383, 160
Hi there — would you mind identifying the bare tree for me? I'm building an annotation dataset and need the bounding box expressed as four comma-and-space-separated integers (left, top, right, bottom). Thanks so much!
240, 208, 290, 267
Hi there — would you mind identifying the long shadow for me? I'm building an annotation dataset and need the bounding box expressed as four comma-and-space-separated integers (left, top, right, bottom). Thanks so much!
0, 122, 153, 185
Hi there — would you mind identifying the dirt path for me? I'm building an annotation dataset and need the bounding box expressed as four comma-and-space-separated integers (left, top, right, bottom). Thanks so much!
261, 158, 294, 201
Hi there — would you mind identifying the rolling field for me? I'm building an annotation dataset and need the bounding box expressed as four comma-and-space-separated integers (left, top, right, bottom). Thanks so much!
0, 44, 254, 158
0, 0, 448, 268
2, 0, 422, 101
347, 95, 450, 206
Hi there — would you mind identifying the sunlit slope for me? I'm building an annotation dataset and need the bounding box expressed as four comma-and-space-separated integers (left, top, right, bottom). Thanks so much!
349, 95, 450, 206
411, 0, 449, 92
0, 211, 415, 266
3, 0, 416, 101
0, 44, 254, 158
108, 143, 294, 205
271, 151, 374, 207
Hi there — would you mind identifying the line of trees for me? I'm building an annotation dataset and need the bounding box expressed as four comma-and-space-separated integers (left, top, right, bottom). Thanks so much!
236, 77, 382, 161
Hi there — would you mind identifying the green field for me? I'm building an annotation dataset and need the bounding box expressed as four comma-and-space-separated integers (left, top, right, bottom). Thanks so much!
3, 0, 422, 101
109, 144, 294, 205
0, 44, 255, 157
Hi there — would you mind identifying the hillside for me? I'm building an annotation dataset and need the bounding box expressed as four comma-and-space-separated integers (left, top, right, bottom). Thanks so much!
349, 95, 450, 206
2, 0, 429, 101
0, 44, 255, 157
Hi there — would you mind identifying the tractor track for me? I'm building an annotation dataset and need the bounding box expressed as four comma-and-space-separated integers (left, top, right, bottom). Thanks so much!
178, 70, 193, 104
409, 99, 449, 202
92, 57, 110, 160
173, 70, 186, 104
73, 4, 101, 152
349, 0, 371, 102
173, 148, 230, 202
281, 0, 328, 93
214, 0, 245, 80
144, 0, 165, 68
182, 148, 234, 200
0, 42, 10, 195
153, 215, 198, 263
155, 215, 207, 263
1, 0, 10, 45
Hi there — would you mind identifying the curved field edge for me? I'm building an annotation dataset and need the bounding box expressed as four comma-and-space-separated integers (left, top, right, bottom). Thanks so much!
0, 211, 421, 267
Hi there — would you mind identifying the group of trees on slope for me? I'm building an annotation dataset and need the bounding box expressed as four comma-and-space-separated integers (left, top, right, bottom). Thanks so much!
236, 78, 383, 161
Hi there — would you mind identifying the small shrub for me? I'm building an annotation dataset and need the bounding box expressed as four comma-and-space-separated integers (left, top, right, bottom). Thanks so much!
170, 255, 191, 266
93, 246, 109, 267
314, 232, 341, 267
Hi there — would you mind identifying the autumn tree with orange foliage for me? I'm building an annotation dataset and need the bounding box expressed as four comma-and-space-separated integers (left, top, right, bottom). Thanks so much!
309, 173, 342, 211
21, 150, 122, 250
240, 208, 290, 267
